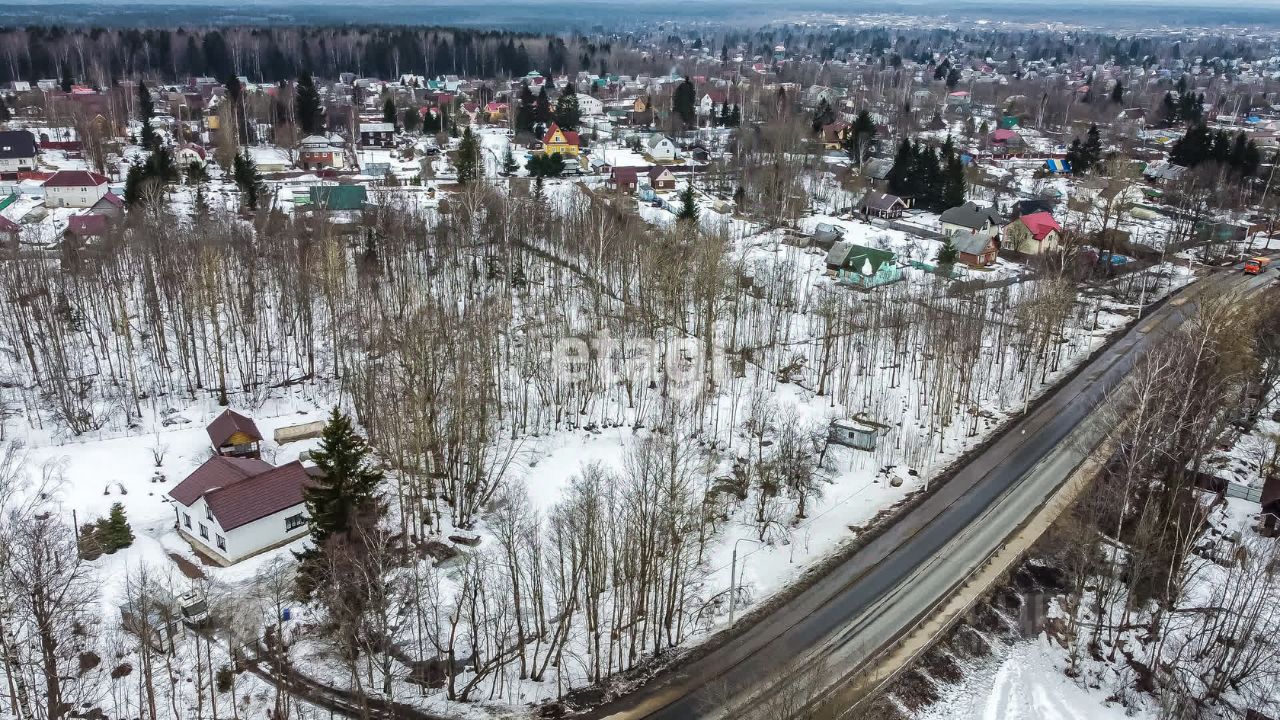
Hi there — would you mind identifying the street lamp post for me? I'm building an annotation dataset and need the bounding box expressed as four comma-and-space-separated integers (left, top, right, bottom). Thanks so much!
728, 537, 761, 626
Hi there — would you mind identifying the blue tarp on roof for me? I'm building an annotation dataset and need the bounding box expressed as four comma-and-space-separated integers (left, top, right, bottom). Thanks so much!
1045, 158, 1071, 173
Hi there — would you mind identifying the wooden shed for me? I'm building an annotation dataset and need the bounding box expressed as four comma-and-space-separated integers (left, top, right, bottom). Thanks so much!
206, 409, 263, 459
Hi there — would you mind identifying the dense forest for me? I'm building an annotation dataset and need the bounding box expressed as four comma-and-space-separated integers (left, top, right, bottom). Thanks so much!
0, 26, 588, 84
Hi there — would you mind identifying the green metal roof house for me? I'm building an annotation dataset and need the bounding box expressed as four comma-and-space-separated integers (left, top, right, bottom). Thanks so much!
308, 185, 368, 212
824, 241, 902, 289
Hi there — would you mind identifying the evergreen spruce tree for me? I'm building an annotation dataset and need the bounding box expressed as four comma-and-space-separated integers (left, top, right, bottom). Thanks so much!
936, 235, 959, 266
535, 86, 552, 126
1084, 123, 1102, 169
295, 71, 324, 136
104, 502, 134, 551
1110, 81, 1124, 104
515, 81, 536, 132
676, 183, 699, 222
382, 97, 397, 126
0, 96, 10, 123
673, 78, 697, 126
554, 82, 581, 130
886, 138, 914, 197
298, 408, 385, 593
403, 107, 420, 134
456, 126, 482, 185
943, 156, 967, 208
137, 81, 160, 151
233, 151, 263, 210
501, 144, 519, 176
729, 104, 741, 127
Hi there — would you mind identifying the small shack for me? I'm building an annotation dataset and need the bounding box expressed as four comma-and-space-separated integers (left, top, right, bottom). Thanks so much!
827, 416, 890, 451
206, 408, 263, 459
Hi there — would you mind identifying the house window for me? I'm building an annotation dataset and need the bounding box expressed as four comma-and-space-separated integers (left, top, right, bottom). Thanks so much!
285, 513, 306, 532
205, 505, 213, 521
183, 513, 191, 529
199, 524, 208, 540
216, 535, 226, 551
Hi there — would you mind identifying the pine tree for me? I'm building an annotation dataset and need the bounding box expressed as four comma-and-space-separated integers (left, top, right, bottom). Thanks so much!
103, 503, 134, 551
456, 126, 482, 185
673, 78, 697, 126
1110, 81, 1124, 104
1084, 123, 1102, 170
402, 107, 420, 134
535, 86, 552, 126
123, 164, 147, 209
554, 82, 581, 130
295, 71, 324, 136
501, 145, 518, 175
677, 183, 698, 222
193, 183, 209, 219
887, 138, 914, 197
943, 156, 966, 208
515, 81, 536, 132
382, 97, 397, 126
936, 235, 959, 266
233, 151, 263, 210
298, 409, 385, 594
729, 104, 741, 127
137, 81, 160, 150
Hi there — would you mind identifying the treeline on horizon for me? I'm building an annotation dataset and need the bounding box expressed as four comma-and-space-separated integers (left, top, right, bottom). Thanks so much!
0, 25, 603, 85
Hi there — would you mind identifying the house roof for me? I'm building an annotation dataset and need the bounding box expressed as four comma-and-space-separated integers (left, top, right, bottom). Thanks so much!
360, 122, 394, 133
0, 215, 18, 233
940, 202, 1002, 230
648, 166, 673, 182
826, 241, 895, 274
203, 460, 313, 531
862, 192, 905, 212
95, 191, 123, 209
813, 222, 843, 243
543, 123, 580, 146
991, 128, 1019, 143
645, 134, 671, 150
168, 455, 275, 506
1016, 212, 1062, 241
610, 166, 638, 183
0, 130, 37, 160
67, 213, 108, 236
951, 230, 994, 256
864, 157, 893, 180
43, 170, 109, 188
206, 408, 263, 447
310, 184, 368, 211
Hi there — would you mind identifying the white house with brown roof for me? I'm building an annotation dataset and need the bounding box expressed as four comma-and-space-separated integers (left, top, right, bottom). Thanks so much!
43, 170, 110, 208
167, 456, 314, 565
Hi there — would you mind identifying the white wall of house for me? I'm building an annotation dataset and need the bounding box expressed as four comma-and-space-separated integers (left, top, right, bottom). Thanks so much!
647, 137, 677, 161
0, 156, 35, 173
577, 95, 604, 116
45, 183, 108, 208
941, 219, 997, 238
175, 496, 309, 564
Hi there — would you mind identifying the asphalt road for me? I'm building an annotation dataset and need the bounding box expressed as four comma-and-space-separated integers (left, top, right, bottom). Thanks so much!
589, 267, 1275, 720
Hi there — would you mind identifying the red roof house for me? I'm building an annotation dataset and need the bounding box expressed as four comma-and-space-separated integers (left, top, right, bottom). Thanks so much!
167, 457, 315, 564
1002, 212, 1063, 254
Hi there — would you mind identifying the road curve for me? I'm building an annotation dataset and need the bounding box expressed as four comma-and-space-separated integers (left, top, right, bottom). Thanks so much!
585, 268, 1274, 720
